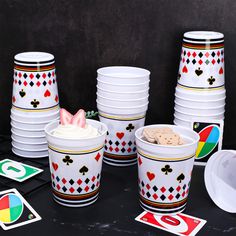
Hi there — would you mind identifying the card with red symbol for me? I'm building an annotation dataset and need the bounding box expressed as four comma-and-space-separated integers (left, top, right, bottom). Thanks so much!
135, 211, 206, 236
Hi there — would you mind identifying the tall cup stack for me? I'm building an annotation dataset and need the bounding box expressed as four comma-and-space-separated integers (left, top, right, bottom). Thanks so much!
96, 66, 150, 166
173, 31, 226, 127
11, 52, 60, 158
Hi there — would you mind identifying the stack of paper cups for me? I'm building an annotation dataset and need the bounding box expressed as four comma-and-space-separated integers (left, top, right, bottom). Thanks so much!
96, 66, 150, 166
173, 31, 226, 127
11, 52, 60, 158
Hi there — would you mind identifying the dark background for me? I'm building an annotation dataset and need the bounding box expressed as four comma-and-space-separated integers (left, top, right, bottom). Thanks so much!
0, 0, 235, 147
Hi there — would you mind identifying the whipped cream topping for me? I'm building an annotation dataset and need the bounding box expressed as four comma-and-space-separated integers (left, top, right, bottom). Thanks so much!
53, 123, 98, 139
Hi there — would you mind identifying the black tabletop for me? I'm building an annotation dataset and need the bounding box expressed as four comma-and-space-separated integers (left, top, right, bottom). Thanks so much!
0, 135, 236, 236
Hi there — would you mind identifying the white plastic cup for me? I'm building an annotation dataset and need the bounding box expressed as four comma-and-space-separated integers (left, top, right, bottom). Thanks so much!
96, 93, 149, 107
44, 119, 107, 207
173, 117, 192, 128
12, 139, 48, 150
11, 127, 45, 137
11, 132, 47, 144
12, 145, 48, 158
97, 66, 150, 84
135, 124, 199, 214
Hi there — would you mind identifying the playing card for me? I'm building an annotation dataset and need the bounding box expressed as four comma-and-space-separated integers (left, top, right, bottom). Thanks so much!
0, 188, 41, 230
135, 211, 206, 236
0, 159, 43, 182
191, 119, 224, 165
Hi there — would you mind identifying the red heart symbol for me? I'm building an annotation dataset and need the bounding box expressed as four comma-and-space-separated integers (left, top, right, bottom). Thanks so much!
52, 162, 58, 171
147, 171, 155, 181
219, 67, 223, 74
44, 89, 51, 97
116, 132, 124, 140
182, 65, 188, 73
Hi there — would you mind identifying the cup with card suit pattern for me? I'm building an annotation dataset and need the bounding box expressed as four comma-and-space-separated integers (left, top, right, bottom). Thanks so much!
96, 66, 150, 166
135, 124, 199, 215
45, 119, 107, 207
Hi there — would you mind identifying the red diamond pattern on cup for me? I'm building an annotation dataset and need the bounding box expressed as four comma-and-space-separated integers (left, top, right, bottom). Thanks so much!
122, 141, 126, 146
69, 187, 75, 193
84, 186, 89, 192
18, 72, 22, 78
198, 59, 203, 65
115, 147, 119, 152
160, 187, 166, 193
153, 193, 158, 200
176, 186, 181, 192
109, 147, 113, 152
55, 95, 59, 102
182, 191, 186, 197
42, 73, 46, 79
192, 52, 197, 57
212, 59, 216, 65
141, 189, 145, 196
23, 81, 28, 86
168, 194, 174, 200
146, 184, 150, 190
95, 153, 101, 162
187, 52, 191, 57
51, 173, 54, 179
62, 178, 67, 184
217, 51, 220, 57
205, 52, 210, 57
127, 147, 131, 153
29, 73, 34, 79
56, 184, 60, 190
36, 81, 41, 87
48, 80, 52, 85
77, 179, 82, 185
96, 181, 100, 187
91, 176, 96, 182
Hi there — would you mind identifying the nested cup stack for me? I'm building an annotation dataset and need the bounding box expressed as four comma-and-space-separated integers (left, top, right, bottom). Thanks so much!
11, 52, 60, 158
173, 31, 226, 127
96, 66, 150, 166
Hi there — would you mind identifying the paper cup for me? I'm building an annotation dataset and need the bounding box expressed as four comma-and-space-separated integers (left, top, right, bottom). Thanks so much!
44, 119, 107, 207
97, 86, 149, 99
97, 94, 149, 107
97, 66, 150, 84
98, 112, 146, 166
97, 80, 149, 92
12, 146, 48, 158
135, 124, 199, 214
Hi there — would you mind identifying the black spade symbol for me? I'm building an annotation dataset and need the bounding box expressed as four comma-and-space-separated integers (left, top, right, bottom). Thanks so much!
19, 89, 26, 97
79, 166, 88, 175
177, 173, 185, 183
195, 68, 203, 76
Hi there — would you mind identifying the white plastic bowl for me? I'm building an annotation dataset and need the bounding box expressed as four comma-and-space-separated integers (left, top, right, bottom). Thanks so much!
97, 66, 150, 84
96, 93, 149, 107
97, 86, 149, 99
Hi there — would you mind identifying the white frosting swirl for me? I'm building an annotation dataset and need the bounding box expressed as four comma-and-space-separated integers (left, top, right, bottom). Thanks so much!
53, 124, 98, 139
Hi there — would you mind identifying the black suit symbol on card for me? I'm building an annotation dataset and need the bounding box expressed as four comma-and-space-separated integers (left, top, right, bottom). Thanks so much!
207, 76, 216, 85
30, 99, 40, 108
19, 89, 26, 97
126, 123, 135, 132
63, 155, 73, 166
161, 165, 172, 175
195, 68, 203, 76
177, 173, 185, 183
79, 166, 88, 175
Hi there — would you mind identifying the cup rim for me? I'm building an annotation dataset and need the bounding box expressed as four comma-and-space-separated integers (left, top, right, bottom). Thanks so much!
11, 136, 47, 145
96, 85, 149, 94
97, 78, 150, 86
44, 119, 108, 141
96, 93, 149, 102
11, 129, 45, 138
11, 122, 44, 131
11, 115, 58, 125
96, 100, 149, 109
135, 124, 199, 149
184, 31, 224, 40
175, 101, 225, 110
14, 51, 54, 63
12, 143, 48, 152
174, 107, 225, 116
11, 109, 59, 118
175, 94, 226, 102
97, 66, 150, 78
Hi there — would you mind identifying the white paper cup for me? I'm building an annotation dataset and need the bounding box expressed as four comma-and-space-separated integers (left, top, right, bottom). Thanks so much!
135, 124, 199, 214
97, 86, 149, 99
44, 119, 107, 207
11, 132, 47, 144
97, 66, 150, 84
98, 112, 146, 166
12, 139, 48, 150
11, 109, 59, 123
97, 94, 149, 107
175, 87, 226, 100
175, 95, 226, 108
97, 79, 149, 92
174, 109, 225, 120
174, 103, 225, 115
11, 127, 45, 137
12, 145, 48, 158
97, 101, 148, 115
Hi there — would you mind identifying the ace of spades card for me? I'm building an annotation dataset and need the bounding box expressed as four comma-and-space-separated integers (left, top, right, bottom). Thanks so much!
191, 119, 224, 165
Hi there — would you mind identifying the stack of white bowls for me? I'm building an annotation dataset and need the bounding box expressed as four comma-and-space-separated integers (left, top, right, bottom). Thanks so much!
173, 31, 226, 127
11, 52, 60, 158
96, 66, 150, 166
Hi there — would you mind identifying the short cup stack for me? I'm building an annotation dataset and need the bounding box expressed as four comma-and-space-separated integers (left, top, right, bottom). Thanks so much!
96, 66, 150, 166
11, 52, 60, 158
174, 31, 226, 127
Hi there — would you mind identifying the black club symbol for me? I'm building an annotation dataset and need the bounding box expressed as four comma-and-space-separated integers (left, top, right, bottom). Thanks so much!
30, 99, 40, 108
177, 73, 181, 80
207, 76, 215, 85
63, 155, 73, 166
161, 165, 173, 175
126, 123, 135, 132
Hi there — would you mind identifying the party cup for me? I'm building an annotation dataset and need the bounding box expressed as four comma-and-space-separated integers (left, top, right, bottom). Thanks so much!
12, 139, 48, 150
12, 145, 48, 158
96, 94, 149, 107
44, 119, 107, 207
11, 127, 45, 137
173, 117, 192, 128
11, 131, 47, 144
97, 86, 149, 99
135, 124, 199, 214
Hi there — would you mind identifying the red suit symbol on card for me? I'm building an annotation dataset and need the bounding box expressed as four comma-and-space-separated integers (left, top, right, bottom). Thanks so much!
182, 66, 188, 73
147, 171, 155, 181
55, 95, 59, 102
219, 67, 223, 74
44, 89, 51, 97
138, 156, 142, 166
95, 153, 101, 162
12, 96, 16, 103
52, 162, 58, 171
116, 132, 124, 140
